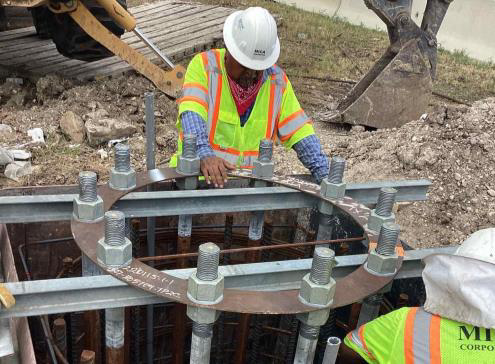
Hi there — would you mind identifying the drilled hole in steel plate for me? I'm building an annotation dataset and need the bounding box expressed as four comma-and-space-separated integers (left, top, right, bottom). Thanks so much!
71, 168, 402, 314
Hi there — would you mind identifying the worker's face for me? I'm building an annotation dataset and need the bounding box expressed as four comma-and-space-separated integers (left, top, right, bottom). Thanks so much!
225, 51, 262, 89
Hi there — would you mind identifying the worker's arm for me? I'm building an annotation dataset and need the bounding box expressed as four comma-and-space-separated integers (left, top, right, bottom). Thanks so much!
181, 111, 235, 188
276, 76, 329, 183
292, 135, 329, 184
338, 342, 367, 364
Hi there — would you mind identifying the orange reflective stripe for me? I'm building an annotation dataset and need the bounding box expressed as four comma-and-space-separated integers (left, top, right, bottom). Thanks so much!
201, 52, 209, 82
404, 307, 419, 364
177, 96, 208, 109
358, 325, 375, 360
183, 82, 208, 94
279, 109, 304, 128
430, 315, 442, 364
209, 50, 223, 146
279, 120, 311, 142
265, 74, 276, 139
211, 145, 240, 156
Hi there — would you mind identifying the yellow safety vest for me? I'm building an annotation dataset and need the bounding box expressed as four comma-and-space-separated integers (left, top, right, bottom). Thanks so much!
345, 307, 495, 363
170, 48, 314, 168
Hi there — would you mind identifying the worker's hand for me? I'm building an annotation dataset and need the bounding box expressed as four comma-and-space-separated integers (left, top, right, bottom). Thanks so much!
200, 156, 236, 188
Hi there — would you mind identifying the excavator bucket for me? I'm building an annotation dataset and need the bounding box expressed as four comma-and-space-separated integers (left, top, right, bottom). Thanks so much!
336, 40, 432, 129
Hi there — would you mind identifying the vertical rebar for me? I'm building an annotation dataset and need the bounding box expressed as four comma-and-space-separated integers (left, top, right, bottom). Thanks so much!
78, 171, 97, 202
114, 143, 131, 172
327, 157, 346, 184
104, 211, 126, 246
197, 243, 220, 281
53, 318, 67, 358
375, 188, 397, 217
190, 322, 213, 364
376, 222, 400, 256
294, 323, 320, 364
258, 139, 273, 162
145, 91, 155, 364
182, 134, 197, 158
309, 247, 335, 285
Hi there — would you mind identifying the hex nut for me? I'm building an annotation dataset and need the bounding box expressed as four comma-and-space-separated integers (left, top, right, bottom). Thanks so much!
177, 156, 200, 175
297, 308, 331, 327
73, 196, 104, 222
366, 249, 398, 275
176, 176, 198, 190
96, 237, 132, 268
320, 180, 346, 200
109, 167, 136, 190
186, 306, 220, 324
318, 200, 334, 215
367, 210, 395, 232
187, 272, 224, 304
252, 160, 274, 178
298, 273, 336, 307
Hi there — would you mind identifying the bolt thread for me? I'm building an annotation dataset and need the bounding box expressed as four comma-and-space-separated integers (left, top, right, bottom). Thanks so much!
78, 171, 97, 202
192, 322, 213, 338
258, 139, 273, 162
104, 211, 126, 246
182, 134, 197, 159
327, 157, 346, 184
114, 143, 131, 172
299, 323, 320, 340
196, 243, 220, 281
309, 247, 335, 285
375, 188, 397, 217
376, 222, 400, 256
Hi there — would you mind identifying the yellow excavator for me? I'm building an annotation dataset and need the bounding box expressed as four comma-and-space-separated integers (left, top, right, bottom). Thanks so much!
0, 0, 185, 98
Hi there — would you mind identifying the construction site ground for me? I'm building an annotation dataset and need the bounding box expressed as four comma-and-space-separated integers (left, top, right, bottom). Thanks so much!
1, 0, 494, 249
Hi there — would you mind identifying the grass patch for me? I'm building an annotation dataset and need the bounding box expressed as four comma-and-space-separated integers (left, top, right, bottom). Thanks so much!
130, 0, 495, 104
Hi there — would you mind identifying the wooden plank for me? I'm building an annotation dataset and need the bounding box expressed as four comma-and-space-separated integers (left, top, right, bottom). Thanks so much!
2, 4, 210, 64
0, 3, 197, 60
32, 6, 230, 75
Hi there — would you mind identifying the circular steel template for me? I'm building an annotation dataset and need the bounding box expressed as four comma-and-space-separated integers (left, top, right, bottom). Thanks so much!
71, 168, 402, 314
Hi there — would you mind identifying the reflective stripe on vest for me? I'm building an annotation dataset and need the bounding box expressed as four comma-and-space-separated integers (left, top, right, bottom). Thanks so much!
278, 109, 311, 141
405, 308, 442, 364
203, 49, 286, 168
179, 82, 209, 107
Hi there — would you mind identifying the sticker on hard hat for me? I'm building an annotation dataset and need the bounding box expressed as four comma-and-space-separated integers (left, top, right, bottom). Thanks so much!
254, 49, 266, 56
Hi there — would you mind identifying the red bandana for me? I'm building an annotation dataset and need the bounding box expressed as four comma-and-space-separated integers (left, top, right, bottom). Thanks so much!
227, 73, 263, 116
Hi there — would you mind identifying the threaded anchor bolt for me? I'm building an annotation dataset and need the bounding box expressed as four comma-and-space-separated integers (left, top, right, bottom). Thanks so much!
78, 171, 97, 202
375, 188, 397, 217
299, 322, 320, 340
376, 222, 400, 256
258, 139, 273, 162
309, 247, 335, 285
327, 157, 346, 184
182, 134, 197, 159
197, 242, 220, 281
192, 322, 213, 338
114, 143, 131, 172
104, 211, 126, 246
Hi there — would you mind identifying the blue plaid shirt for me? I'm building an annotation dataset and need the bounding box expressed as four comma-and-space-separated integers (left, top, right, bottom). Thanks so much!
180, 72, 329, 183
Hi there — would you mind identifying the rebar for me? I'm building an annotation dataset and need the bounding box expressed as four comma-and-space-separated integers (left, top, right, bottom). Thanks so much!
114, 143, 131, 172
309, 247, 335, 285
258, 139, 273, 162
376, 222, 400, 256
182, 134, 198, 159
196, 242, 220, 281
104, 211, 126, 247
299, 323, 320, 340
192, 322, 213, 338
375, 187, 397, 217
327, 157, 346, 184
78, 171, 97, 202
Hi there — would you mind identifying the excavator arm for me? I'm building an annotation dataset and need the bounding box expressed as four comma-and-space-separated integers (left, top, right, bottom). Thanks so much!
335, 0, 453, 129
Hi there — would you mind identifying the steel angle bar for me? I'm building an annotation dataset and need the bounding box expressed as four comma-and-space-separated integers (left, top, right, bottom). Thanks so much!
0, 247, 454, 319
0, 180, 431, 224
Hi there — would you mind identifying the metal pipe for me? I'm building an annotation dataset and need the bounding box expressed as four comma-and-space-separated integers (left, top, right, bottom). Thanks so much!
105, 308, 125, 364
145, 91, 156, 364
80, 350, 96, 364
322, 337, 341, 364
134, 27, 175, 69
53, 318, 67, 358
293, 323, 319, 364
190, 323, 213, 364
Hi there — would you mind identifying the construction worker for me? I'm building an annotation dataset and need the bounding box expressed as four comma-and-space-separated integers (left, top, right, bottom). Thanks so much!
341, 228, 495, 363
170, 7, 329, 187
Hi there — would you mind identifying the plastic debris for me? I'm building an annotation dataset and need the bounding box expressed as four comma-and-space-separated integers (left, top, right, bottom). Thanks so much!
0, 148, 14, 165
4, 161, 32, 181
27, 128, 45, 144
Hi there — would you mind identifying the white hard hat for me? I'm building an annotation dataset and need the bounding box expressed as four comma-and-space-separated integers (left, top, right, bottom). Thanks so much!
223, 7, 280, 71
455, 228, 495, 265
